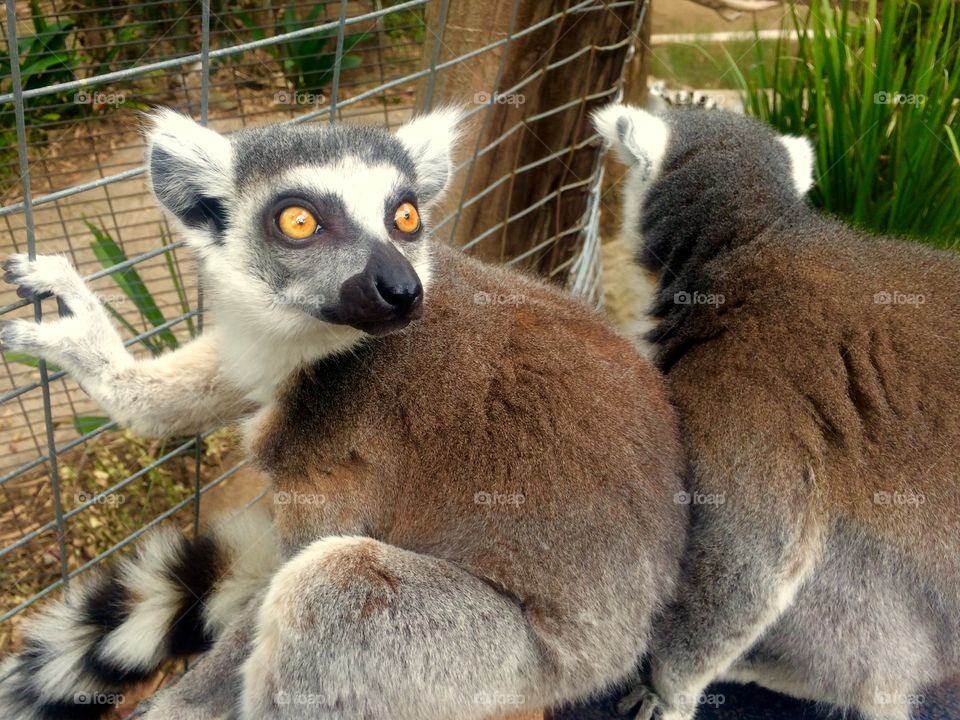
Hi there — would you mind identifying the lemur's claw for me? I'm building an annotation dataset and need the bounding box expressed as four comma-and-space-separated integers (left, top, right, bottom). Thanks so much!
3, 262, 42, 300
618, 684, 665, 720
3, 255, 38, 298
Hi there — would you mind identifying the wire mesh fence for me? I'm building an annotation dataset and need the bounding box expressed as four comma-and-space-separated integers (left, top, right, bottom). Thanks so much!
0, 0, 647, 654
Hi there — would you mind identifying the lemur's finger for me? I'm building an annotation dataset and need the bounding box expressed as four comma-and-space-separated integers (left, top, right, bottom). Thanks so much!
618, 685, 665, 720
617, 684, 647, 714
2, 254, 35, 286
636, 695, 661, 720
0, 318, 87, 365
57, 296, 73, 318
0, 318, 48, 356
2, 254, 99, 315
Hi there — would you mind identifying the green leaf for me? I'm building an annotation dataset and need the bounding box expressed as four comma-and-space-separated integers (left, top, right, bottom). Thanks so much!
73, 415, 112, 435
2, 351, 61, 372
160, 228, 196, 339
945, 126, 960, 166
85, 220, 179, 352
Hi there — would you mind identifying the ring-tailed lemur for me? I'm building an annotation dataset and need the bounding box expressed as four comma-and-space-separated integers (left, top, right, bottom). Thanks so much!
593, 103, 960, 720
646, 81, 723, 112
0, 109, 688, 720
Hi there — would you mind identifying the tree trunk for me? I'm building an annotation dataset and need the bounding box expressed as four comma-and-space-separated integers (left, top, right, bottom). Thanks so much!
421, 0, 646, 279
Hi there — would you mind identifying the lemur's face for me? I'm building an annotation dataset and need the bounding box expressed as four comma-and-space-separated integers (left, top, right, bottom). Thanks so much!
146, 109, 461, 337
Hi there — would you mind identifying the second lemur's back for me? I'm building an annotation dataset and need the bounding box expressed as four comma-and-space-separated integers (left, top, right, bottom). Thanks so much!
595, 103, 960, 720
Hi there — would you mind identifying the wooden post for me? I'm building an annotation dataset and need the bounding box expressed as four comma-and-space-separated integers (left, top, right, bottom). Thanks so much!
421, 0, 646, 279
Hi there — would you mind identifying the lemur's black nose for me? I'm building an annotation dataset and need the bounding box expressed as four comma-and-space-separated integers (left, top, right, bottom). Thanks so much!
325, 241, 425, 335
375, 276, 422, 313
368, 241, 423, 317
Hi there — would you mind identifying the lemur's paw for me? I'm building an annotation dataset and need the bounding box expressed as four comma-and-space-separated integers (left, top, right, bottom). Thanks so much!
0, 318, 42, 355
618, 684, 661, 720
0, 318, 83, 371
618, 684, 691, 720
2, 253, 96, 316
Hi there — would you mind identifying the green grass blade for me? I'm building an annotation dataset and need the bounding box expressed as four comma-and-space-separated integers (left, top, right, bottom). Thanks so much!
73, 415, 111, 434
2, 351, 61, 372
85, 220, 178, 352
160, 228, 195, 339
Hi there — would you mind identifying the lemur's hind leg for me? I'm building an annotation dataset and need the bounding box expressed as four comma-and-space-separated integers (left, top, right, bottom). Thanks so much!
1, 254, 254, 436
617, 491, 822, 720
240, 537, 559, 720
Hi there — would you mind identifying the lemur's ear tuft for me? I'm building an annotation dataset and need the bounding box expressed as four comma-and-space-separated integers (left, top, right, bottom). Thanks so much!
777, 134, 815, 197
592, 103, 670, 174
145, 109, 234, 246
395, 106, 465, 205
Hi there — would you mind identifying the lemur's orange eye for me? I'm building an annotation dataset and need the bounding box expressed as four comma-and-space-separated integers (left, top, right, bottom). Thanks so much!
394, 202, 421, 234
277, 206, 319, 240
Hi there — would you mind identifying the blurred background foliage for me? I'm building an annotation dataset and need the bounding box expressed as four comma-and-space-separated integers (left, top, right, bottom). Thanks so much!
735, 0, 960, 247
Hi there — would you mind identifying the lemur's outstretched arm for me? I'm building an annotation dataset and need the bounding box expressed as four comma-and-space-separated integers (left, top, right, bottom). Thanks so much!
1, 253, 254, 437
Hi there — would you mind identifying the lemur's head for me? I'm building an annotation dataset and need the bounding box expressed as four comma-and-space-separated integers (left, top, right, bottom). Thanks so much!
592, 103, 814, 257
146, 109, 461, 338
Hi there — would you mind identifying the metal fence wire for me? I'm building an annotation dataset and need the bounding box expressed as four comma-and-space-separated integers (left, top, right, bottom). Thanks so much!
0, 0, 647, 653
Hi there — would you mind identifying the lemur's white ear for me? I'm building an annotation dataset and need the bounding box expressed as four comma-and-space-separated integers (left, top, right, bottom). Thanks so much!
592, 103, 670, 178
778, 134, 815, 196
395, 106, 465, 205
145, 109, 234, 245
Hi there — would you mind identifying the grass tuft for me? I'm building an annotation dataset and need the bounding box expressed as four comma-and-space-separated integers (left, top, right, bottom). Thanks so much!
733, 0, 960, 248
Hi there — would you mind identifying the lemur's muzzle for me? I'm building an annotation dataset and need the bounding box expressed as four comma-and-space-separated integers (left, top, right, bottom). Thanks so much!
323, 242, 423, 336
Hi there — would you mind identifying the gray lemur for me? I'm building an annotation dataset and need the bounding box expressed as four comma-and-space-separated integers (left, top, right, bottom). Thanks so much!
0, 109, 687, 720
594, 103, 960, 720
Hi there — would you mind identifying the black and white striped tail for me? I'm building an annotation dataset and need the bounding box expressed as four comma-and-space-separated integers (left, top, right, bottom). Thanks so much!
0, 509, 276, 720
